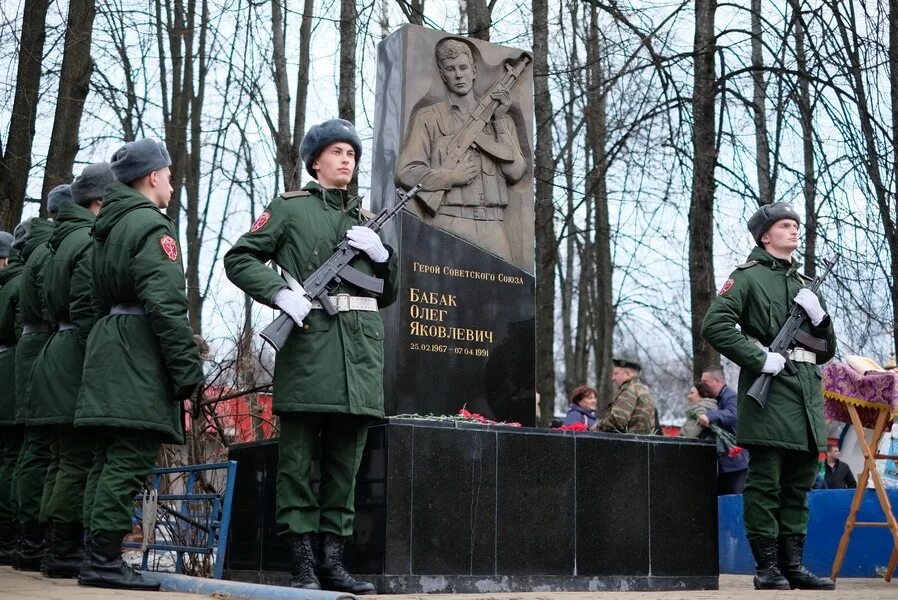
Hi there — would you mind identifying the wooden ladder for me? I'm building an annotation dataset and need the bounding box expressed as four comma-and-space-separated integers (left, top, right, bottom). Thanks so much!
830, 406, 898, 582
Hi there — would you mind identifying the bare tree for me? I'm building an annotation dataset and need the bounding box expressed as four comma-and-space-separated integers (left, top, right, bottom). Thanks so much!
464, 0, 493, 41
40, 0, 97, 211
750, 0, 772, 206
0, 0, 49, 230
340, 0, 358, 195
689, 0, 719, 378
396, 0, 425, 26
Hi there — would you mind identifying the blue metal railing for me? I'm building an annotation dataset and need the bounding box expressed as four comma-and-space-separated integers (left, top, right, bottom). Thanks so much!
125, 460, 237, 579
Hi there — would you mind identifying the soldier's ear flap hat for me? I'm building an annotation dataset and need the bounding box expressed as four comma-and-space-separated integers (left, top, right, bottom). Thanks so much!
72, 163, 115, 206
110, 138, 172, 184
47, 184, 73, 215
612, 357, 642, 372
747, 202, 801, 246
299, 119, 362, 180
0, 231, 14, 258
12, 220, 30, 251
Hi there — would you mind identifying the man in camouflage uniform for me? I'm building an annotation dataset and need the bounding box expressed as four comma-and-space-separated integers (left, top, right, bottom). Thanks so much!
75, 139, 203, 590
11, 187, 64, 570
30, 163, 113, 578
225, 119, 397, 594
702, 202, 836, 591
0, 227, 24, 564
593, 357, 656, 434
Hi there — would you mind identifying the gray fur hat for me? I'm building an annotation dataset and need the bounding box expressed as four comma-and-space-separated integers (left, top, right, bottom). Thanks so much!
747, 202, 801, 245
0, 232, 14, 258
299, 119, 362, 179
110, 138, 172, 184
72, 162, 115, 206
12, 220, 30, 251
47, 184, 73, 214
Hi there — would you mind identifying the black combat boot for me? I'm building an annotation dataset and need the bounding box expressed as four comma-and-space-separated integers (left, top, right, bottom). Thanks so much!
41, 522, 84, 578
288, 533, 320, 589
748, 537, 790, 590
78, 530, 159, 591
0, 519, 14, 565
12, 522, 45, 571
778, 534, 835, 590
317, 533, 376, 595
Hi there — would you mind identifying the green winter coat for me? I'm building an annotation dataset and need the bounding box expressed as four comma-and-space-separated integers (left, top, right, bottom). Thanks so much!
15, 217, 55, 424
224, 182, 399, 418
701, 247, 837, 451
74, 183, 203, 443
0, 253, 25, 427
27, 203, 96, 425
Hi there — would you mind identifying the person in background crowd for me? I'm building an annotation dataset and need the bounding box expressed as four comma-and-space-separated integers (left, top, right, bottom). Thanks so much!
824, 445, 856, 489
563, 385, 598, 428
698, 366, 750, 496
679, 383, 718, 439
594, 357, 656, 435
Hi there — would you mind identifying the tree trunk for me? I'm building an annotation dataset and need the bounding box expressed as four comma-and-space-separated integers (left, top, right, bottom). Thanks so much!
40, 0, 97, 212
271, 0, 295, 190
585, 4, 614, 406
750, 0, 772, 206
789, 0, 816, 278
0, 0, 49, 231
532, 0, 555, 425
339, 0, 358, 196
465, 0, 491, 41
291, 0, 315, 190
689, 0, 720, 379
184, 0, 209, 335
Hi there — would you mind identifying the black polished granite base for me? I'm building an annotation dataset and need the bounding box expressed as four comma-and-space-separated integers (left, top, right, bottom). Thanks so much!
224, 419, 719, 592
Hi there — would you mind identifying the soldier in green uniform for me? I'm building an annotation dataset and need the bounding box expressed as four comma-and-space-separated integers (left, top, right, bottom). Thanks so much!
0, 227, 24, 564
594, 357, 656, 434
75, 139, 203, 590
702, 202, 836, 590
11, 187, 64, 570
29, 164, 113, 578
225, 119, 398, 594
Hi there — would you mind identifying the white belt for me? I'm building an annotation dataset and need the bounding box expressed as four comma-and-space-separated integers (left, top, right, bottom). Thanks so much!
747, 335, 816, 364
788, 348, 816, 364
310, 294, 378, 312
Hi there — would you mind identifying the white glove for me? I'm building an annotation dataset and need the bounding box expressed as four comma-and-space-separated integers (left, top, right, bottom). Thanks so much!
762, 352, 787, 375
274, 288, 313, 326
794, 288, 826, 326
346, 226, 389, 263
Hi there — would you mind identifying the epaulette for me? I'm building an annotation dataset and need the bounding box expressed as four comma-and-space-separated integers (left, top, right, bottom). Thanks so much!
359, 208, 376, 220
280, 190, 312, 200
735, 260, 759, 270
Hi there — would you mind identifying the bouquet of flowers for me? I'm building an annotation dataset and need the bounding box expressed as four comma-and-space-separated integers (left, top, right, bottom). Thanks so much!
558, 422, 589, 432
686, 408, 744, 458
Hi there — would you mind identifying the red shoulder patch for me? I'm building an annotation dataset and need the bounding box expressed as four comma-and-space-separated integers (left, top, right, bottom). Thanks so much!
160, 235, 178, 261
250, 211, 270, 233
718, 279, 735, 296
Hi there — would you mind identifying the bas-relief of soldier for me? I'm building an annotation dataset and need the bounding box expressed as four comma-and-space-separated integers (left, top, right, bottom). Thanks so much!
395, 37, 529, 264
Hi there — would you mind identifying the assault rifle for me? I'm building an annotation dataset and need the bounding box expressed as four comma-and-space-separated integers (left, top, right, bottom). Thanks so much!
260, 184, 422, 351
416, 52, 532, 214
746, 254, 840, 408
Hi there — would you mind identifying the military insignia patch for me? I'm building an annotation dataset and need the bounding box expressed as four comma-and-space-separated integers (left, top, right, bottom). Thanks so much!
250, 211, 270, 233
719, 279, 735, 296
160, 235, 178, 261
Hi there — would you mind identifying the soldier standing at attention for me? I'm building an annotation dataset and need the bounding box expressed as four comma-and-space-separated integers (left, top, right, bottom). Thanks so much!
593, 357, 656, 435
225, 119, 398, 594
0, 227, 25, 564
75, 139, 203, 590
702, 202, 836, 591
29, 164, 113, 578
11, 187, 65, 571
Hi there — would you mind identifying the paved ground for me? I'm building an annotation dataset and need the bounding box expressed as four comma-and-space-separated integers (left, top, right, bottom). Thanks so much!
0, 568, 894, 599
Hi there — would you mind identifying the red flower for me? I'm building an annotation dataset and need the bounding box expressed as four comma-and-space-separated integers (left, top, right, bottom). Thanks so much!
728, 446, 744, 458
559, 422, 588, 431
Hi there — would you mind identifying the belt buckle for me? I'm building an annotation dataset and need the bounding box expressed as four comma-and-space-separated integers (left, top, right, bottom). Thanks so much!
335, 293, 351, 312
